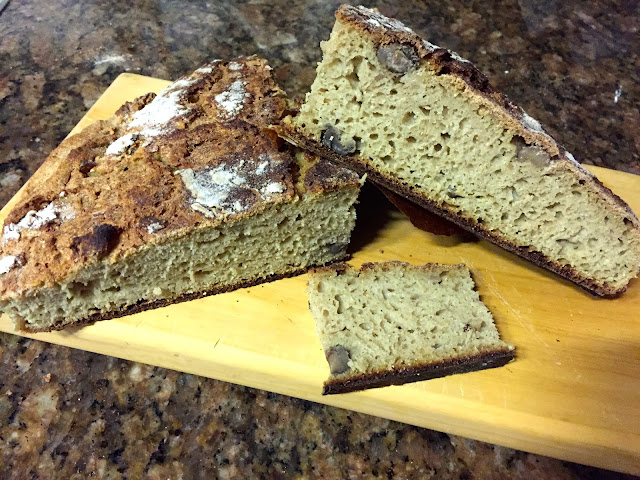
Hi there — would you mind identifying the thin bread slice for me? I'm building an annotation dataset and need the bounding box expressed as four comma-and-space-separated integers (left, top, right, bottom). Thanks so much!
0, 58, 362, 332
307, 261, 515, 395
284, 5, 640, 296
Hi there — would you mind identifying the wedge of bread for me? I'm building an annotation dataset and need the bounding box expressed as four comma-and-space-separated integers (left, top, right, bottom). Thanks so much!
308, 261, 515, 395
0, 58, 362, 332
284, 5, 640, 296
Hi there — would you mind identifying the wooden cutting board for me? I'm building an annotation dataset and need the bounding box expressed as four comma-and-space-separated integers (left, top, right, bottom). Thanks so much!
1, 73, 639, 474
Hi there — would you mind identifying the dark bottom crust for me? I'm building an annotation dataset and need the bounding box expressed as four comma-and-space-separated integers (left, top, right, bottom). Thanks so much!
322, 348, 515, 395
24, 257, 348, 333
283, 129, 621, 297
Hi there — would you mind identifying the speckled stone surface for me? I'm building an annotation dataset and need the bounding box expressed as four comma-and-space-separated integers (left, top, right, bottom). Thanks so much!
0, 0, 638, 478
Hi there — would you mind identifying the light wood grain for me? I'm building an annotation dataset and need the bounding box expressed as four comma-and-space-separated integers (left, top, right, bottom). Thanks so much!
1, 73, 639, 474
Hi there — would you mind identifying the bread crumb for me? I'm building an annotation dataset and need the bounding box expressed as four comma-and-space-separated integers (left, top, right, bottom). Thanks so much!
43, 373, 51, 383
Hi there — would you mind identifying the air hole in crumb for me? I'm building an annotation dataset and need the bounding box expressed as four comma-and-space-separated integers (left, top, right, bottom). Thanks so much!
402, 111, 416, 124
335, 294, 344, 314
346, 71, 360, 86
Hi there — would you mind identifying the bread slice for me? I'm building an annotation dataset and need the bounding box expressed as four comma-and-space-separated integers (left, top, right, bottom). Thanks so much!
0, 58, 362, 332
284, 5, 640, 296
308, 261, 515, 395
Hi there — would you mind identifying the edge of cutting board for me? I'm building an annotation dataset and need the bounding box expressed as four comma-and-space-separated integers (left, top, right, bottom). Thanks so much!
1, 73, 640, 474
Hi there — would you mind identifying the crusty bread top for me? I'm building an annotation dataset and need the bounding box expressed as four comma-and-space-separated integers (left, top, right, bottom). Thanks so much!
0, 58, 359, 299
334, 5, 640, 230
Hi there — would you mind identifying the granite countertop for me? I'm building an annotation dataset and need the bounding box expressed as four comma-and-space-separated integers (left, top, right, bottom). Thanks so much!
0, 0, 638, 478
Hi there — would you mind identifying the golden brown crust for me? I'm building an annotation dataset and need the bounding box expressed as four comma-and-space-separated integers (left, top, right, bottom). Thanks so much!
303, 156, 360, 194
0, 58, 356, 302
322, 347, 515, 395
308, 261, 351, 277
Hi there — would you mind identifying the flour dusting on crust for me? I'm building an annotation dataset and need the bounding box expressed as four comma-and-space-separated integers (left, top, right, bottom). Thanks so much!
127, 78, 196, 143
195, 60, 220, 74
215, 80, 249, 120
176, 155, 288, 218
520, 111, 545, 134
146, 222, 165, 234
351, 5, 413, 33
422, 39, 438, 52
0, 255, 20, 275
3, 202, 75, 243
107, 61, 227, 152
448, 50, 472, 64
106, 132, 139, 156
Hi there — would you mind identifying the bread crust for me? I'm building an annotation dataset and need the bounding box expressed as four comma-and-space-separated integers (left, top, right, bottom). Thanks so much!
322, 347, 515, 395
285, 133, 621, 296
282, 5, 640, 296
0, 58, 360, 303
310, 260, 467, 276
310, 261, 515, 395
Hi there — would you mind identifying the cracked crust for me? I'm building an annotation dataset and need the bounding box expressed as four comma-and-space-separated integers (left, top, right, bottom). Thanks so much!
281, 5, 640, 297
322, 348, 514, 395
0, 58, 360, 303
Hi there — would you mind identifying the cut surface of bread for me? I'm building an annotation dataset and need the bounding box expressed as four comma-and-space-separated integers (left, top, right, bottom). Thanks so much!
0, 58, 362, 332
307, 261, 515, 395
285, 5, 640, 296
